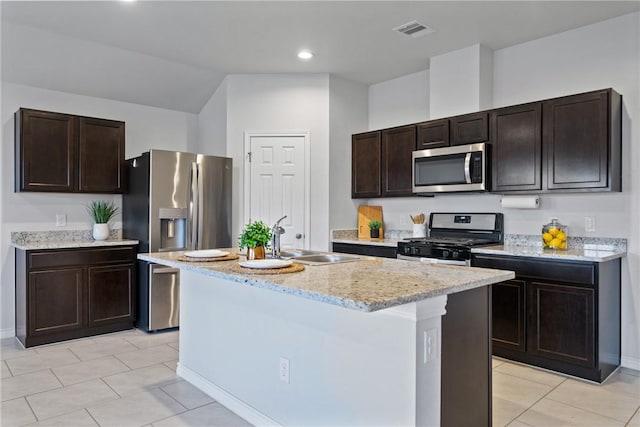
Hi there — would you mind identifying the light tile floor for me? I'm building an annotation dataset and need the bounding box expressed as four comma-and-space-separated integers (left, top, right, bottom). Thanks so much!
1, 329, 639, 426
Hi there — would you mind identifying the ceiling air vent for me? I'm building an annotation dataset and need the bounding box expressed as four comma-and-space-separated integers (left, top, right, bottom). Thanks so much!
393, 20, 435, 38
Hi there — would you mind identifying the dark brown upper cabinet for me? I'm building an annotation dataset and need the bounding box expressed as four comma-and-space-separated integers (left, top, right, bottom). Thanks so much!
78, 117, 125, 193
15, 108, 125, 194
416, 119, 449, 150
15, 109, 76, 192
352, 131, 382, 198
491, 102, 542, 192
381, 125, 415, 197
543, 89, 621, 192
450, 112, 489, 146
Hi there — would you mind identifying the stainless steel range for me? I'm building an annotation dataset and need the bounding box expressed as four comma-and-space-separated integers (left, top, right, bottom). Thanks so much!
397, 213, 504, 265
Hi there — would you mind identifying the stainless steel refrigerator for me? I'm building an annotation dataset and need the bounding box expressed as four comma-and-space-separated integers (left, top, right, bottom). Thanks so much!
123, 149, 232, 331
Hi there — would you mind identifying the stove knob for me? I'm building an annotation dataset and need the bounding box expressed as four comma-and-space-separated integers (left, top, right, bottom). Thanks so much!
452, 251, 459, 259
442, 250, 450, 258
411, 247, 419, 256
403, 246, 410, 255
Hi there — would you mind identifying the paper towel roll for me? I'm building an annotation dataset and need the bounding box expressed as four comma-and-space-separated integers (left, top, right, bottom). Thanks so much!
500, 196, 540, 209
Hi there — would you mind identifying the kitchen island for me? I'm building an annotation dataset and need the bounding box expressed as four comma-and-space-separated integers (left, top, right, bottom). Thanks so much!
139, 251, 514, 426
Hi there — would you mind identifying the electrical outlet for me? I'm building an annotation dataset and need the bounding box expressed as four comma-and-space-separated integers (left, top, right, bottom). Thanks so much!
56, 214, 66, 227
585, 216, 596, 233
423, 329, 438, 365
279, 357, 290, 383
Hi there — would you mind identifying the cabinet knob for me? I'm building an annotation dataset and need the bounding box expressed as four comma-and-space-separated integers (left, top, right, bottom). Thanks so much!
295, 233, 303, 239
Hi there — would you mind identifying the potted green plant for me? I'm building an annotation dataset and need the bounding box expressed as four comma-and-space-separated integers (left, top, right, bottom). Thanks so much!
87, 200, 118, 241
368, 220, 382, 239
238, 220, 272, 259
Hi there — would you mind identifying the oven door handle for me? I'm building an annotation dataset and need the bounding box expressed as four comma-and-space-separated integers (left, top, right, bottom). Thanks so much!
464, 153, 472, 184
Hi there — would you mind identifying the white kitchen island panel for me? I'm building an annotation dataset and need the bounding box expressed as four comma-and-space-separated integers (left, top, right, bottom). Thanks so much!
177, 268, 446, 426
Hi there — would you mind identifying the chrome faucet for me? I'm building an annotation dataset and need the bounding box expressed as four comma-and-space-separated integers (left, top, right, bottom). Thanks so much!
271, 215, 287, 259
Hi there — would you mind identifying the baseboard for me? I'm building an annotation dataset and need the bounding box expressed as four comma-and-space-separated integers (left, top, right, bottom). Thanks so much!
177, 363, 282, 426
621, 356, 640, 371
0, 328, 15, 339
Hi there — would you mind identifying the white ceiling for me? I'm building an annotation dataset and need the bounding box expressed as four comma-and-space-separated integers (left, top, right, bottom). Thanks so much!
2, 1, 639, 113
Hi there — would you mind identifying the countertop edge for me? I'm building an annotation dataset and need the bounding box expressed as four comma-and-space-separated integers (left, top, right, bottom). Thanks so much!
471, 246, 626, 262
138, 253, 514, 313
12, 239, 139, 250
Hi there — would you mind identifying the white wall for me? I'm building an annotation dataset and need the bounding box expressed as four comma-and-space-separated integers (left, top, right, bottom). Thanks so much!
197, 78, 228, 156
429, 44, 493, 119
369, 70, 429, 130
329, 75, 369, 231
366, 12, 640, 368
0, 82, 198, 337
225, 74, 331, 251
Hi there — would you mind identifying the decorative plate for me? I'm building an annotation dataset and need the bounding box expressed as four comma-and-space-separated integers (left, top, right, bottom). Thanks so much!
238, 259, 293, 269
183, 249, 229, 258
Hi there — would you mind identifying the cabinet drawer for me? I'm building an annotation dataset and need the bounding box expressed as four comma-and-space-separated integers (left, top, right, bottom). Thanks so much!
472, 255, 595, 285
28, 246, 135, 270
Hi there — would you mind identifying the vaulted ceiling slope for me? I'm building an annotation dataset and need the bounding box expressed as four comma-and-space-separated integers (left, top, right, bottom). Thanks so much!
2, 1, 638, 113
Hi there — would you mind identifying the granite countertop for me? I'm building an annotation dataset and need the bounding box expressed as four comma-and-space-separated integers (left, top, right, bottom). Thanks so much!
331, 228, 410, 248
139, 250, 514, 312
11, 230, 138, 250
472, 245, 625, 262
472, 234, 628, 262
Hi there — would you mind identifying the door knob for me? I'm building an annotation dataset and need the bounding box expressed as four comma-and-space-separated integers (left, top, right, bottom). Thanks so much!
295, 233, 303, 239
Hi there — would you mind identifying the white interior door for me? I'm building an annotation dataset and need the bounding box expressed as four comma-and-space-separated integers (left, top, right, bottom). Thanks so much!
248, 134, 307, 249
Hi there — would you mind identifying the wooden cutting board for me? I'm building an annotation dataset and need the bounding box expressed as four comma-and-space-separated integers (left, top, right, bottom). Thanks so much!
358, 205, 384, 239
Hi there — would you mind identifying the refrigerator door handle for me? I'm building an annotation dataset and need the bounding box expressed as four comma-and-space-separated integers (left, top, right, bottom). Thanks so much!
188, 162, 199, 250
197, 161, 205, 250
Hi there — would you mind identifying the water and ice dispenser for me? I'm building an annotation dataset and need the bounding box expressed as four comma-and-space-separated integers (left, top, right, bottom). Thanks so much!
158, 207, 187, 251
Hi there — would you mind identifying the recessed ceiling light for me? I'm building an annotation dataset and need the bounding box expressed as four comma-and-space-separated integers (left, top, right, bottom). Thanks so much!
298, 51, 313, 60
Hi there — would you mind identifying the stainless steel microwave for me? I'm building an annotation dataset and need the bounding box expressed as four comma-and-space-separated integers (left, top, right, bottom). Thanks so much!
412, 143, 489, 194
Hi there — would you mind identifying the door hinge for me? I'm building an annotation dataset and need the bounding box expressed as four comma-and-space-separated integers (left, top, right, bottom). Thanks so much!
247, 152, 252, 162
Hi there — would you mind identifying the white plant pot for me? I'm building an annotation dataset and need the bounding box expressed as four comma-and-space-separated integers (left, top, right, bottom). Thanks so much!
93, 223, 110, 241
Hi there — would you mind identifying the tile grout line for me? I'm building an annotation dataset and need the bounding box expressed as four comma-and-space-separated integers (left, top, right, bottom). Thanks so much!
23, 371, 122, 424
502, 375, 568, 426
544, 395, 632, 425
21, 395, 39, 424
83, 407, 101, 427
99, 376, 125, 399
157, 386, 190, 412
3, 359, 15, 377
625, 405, 640, 426
494, 368, 568, 388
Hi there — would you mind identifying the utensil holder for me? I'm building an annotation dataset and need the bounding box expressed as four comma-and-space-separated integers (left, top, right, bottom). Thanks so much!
413, 223, 426, 238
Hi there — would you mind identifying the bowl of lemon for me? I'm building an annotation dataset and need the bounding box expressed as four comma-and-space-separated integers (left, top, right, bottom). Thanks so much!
542, 219, 567, 250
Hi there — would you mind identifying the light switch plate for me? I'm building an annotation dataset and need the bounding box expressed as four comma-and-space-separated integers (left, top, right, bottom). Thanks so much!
56, 214, 66, 227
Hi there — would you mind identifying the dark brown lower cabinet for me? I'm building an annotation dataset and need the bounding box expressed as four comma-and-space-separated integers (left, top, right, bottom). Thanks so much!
16, 246, 136, 347
492, 279, 526, 352
529, 282, 595, 367
88, 265, 134, 328
28, 268, 84, 337
472, 254, 620, 382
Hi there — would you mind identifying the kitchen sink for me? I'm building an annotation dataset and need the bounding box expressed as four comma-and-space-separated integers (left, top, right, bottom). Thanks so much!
294, 253, 361, 265
277, 249, 324, 258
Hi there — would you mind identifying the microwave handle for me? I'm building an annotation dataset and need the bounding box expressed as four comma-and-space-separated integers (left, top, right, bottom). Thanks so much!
464, 153, 472, 184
